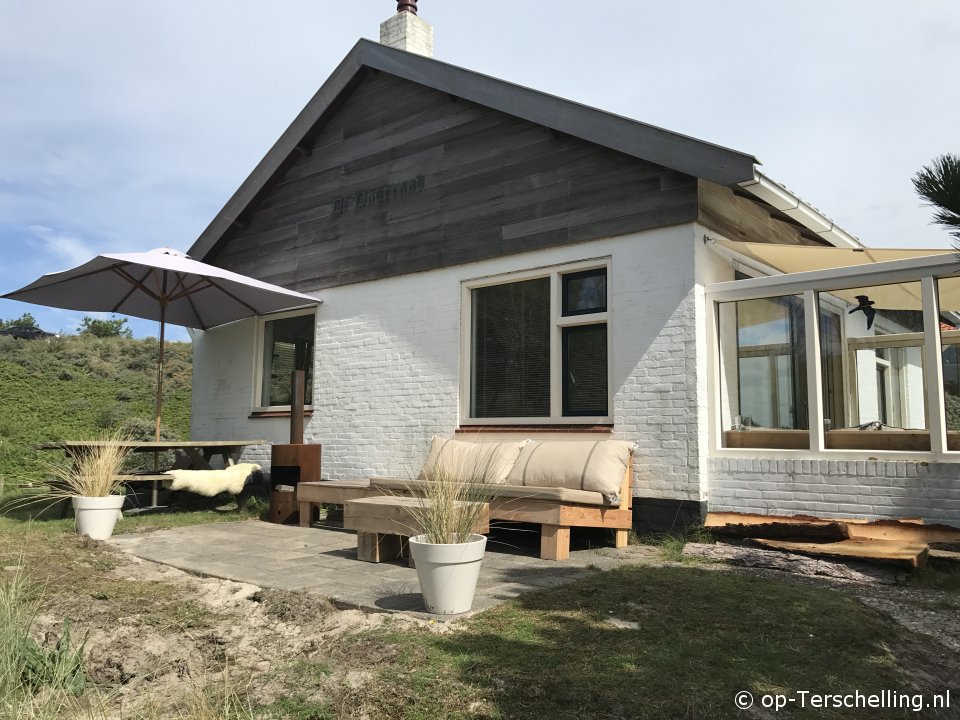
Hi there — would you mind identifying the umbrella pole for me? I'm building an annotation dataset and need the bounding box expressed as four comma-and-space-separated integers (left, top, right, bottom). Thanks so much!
154, 301, 166, 443
152, 297, 167, 507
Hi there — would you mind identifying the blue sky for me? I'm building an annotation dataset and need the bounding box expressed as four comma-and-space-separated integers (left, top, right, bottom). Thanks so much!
1, 1, 958, 339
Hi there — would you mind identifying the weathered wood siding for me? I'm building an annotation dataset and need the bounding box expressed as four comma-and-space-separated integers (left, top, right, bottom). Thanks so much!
698, 180, 830, 247
207, 72, 699, 291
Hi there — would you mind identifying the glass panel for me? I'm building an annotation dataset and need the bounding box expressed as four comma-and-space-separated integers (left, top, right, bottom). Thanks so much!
261, 314, 315, 407
838, 282, 926, 430
819, 308, 845, 429
719, 294, 807, 448
562, 268, 607, 316
562, 324, 608, 416
818, 280, 928, 451
471, 278, 551, 418
937, 278, 960, 445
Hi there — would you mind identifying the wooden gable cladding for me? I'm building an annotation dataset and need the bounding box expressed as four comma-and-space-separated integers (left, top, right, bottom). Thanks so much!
698, 180, 830, 247
207, 72, 699, 291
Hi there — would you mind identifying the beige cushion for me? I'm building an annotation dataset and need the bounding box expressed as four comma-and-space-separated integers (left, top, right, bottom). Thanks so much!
506, 440, 633, 504
417, 437, 525, 485
370, 478, 608, 506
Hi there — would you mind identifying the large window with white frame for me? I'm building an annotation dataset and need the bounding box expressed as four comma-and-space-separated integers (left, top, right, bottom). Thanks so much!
464, 261, 610, 423
255, 310, 316, 410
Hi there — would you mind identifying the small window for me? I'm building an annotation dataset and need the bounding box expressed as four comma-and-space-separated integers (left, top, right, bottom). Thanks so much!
562, 268, 607, 316
259, 312, 315, 408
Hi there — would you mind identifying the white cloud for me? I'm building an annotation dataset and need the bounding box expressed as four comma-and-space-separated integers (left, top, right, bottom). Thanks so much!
26, 225, 96, 267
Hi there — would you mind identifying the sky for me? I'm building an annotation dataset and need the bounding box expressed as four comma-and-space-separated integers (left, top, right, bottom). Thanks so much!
0, 1, 958, 339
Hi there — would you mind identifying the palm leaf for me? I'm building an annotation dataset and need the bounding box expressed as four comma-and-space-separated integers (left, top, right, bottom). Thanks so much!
913, 153, 960, 241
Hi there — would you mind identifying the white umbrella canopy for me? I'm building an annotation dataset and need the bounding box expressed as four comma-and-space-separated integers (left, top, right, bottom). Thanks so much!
3, 247, 319, 440
3, 247, 317, 329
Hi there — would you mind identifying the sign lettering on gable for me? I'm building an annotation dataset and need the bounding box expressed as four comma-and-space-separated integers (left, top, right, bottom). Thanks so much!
333, 176, 426, 215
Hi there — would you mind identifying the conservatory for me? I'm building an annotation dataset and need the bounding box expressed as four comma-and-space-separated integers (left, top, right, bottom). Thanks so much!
707, 245, 960, 458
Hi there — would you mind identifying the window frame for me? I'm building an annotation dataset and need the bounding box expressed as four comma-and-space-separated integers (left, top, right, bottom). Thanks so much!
252, 308, 317, 413
460, 258, 612, 425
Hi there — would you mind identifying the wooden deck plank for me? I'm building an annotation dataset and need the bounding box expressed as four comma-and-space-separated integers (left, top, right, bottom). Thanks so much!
753, 538, 929, 568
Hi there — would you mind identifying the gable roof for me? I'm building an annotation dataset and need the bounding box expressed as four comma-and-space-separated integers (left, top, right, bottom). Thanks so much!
189, 39, 760, 261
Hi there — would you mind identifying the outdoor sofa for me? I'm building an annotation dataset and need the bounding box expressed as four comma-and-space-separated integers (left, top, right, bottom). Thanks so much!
297, 438, 635, 560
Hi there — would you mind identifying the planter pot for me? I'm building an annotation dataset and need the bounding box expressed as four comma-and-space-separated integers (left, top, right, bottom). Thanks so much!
72, 495, 125, 540
408, 534, 487, 615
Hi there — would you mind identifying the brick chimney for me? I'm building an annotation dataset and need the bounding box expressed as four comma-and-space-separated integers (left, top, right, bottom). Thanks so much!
380, 0, 434, 58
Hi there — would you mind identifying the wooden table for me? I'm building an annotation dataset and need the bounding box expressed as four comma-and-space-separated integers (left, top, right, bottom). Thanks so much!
37, 439, 267, 507
344, 496, 490, 563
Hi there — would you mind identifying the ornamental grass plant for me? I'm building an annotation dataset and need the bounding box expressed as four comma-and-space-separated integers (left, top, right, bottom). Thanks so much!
407, 443, 496, 545
46, 429, 134, 498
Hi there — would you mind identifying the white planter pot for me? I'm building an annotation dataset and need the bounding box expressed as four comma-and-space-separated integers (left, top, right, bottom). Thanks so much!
72, 495, 125, 540
408, 534, 487, 615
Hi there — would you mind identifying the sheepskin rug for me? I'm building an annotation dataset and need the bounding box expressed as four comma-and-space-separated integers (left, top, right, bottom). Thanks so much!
168, 463, 261, 497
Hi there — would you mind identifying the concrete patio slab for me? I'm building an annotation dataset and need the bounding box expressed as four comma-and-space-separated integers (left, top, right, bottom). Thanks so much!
108, 520, 659, 618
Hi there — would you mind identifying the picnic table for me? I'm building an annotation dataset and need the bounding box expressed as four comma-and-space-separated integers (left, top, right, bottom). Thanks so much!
37, 439, 267, 508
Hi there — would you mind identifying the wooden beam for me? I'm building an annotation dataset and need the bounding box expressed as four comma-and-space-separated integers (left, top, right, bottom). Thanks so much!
753, 538, 929, 568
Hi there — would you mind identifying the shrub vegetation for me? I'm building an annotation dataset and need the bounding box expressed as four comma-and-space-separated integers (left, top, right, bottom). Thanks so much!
0, 331, 191, 486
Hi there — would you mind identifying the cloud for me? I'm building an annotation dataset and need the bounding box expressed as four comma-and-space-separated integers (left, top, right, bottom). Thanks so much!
26, 225, 96, 267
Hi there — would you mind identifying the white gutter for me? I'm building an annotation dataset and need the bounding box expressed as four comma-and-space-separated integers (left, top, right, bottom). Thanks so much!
738, 170, 864, 249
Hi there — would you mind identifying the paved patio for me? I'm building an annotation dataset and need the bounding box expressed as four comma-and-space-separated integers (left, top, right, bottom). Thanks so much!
108, 520, 658, 617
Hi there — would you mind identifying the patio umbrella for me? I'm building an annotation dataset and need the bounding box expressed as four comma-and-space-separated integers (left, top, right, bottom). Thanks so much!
2, 247, 318, 441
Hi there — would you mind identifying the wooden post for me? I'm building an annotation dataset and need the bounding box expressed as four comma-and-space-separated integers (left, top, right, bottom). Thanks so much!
540, 525, 571, 561
290, 370, 305, 444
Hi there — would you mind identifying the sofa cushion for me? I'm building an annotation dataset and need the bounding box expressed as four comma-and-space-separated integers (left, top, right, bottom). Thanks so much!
370, 477, 608, 506
505, 440, 633, 505
417, 437, 525, 485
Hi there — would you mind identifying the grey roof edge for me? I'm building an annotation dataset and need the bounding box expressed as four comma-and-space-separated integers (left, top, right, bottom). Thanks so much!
190, 39, 759, 260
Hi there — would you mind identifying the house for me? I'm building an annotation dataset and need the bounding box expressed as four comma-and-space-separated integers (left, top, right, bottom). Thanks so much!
187, 4, 960, 531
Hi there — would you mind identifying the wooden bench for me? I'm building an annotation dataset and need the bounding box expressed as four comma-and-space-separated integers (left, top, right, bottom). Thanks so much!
343, 496, 490, 563
297, 479, 377, 527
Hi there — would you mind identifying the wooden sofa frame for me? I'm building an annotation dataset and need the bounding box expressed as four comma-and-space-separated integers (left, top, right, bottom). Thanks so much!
297, 467, 634, 561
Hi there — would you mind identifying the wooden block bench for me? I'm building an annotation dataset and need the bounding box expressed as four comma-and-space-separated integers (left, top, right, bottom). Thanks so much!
344, 496, 490, 562
296, 479, 379, 527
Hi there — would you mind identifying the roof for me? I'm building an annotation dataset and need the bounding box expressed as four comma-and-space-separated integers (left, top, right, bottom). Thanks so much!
188, 39, 760, 261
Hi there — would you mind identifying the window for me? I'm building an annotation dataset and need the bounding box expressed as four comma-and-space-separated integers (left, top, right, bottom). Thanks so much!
256, 311, 316, 409
466, 262, 610, 422
719, 294, 809, 437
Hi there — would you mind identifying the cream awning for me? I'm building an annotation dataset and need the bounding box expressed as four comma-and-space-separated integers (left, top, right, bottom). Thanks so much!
718, 239, 957, 311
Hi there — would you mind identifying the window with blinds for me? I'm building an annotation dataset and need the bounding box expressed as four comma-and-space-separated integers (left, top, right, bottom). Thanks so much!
260, 313, 315, 407
471, 277, 551, 417
468, 264, 609, 421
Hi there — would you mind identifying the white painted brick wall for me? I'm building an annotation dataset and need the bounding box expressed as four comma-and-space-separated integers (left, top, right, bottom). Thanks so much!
191, 224, 706, 500
709, 456, 960, 525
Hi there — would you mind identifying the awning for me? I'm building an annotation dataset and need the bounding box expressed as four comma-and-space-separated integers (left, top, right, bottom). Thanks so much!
716, 239, 952, 274
714, 239, 957, 312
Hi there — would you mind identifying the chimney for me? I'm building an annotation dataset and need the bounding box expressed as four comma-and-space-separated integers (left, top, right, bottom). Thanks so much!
380, 0, 434, 58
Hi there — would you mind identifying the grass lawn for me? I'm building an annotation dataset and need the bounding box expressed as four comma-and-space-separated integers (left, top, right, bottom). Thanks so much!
1, 507, 958, 719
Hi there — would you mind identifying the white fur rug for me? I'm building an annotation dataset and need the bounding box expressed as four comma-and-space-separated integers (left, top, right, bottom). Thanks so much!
168, 463, 261, 497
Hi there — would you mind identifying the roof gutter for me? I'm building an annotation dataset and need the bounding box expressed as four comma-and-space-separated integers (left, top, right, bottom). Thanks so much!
738, 170, 864, 249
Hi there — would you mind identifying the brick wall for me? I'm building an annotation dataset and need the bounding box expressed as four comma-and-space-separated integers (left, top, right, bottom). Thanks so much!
709, 456, 960, 526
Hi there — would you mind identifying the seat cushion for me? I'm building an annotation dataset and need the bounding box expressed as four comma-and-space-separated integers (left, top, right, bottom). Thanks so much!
369, 477, 608, 506
417, 437, 526, 485
505, 440, 634, 505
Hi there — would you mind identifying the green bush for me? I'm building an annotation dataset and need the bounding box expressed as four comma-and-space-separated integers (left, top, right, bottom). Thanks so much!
0, 334, 191, 486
